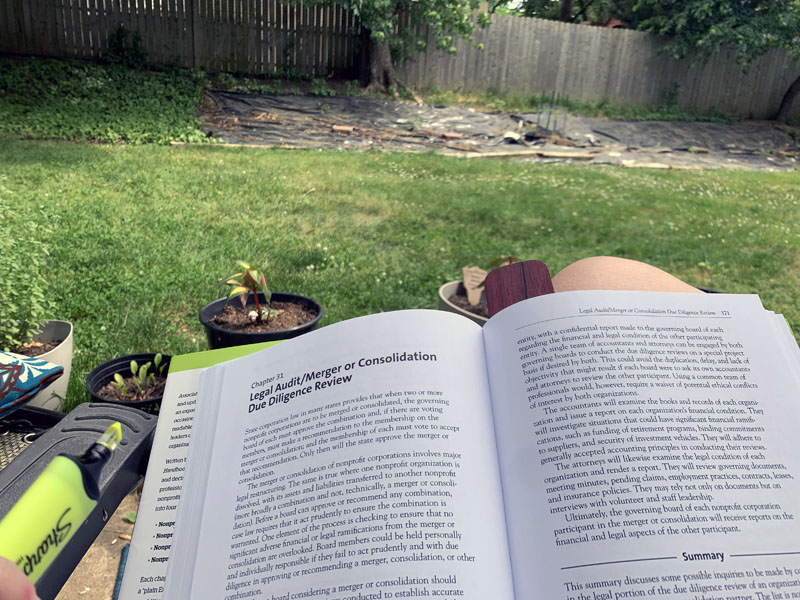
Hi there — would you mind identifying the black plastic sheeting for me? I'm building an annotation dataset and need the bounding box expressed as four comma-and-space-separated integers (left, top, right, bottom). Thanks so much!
201, 90, 521, 151
200, 90, 800, 170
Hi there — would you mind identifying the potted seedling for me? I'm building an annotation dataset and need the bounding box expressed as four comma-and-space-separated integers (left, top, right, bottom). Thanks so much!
86, 353, 171, 414
0, 204, 73, 411
438, 256, 519, 325
198, 261, 323, 349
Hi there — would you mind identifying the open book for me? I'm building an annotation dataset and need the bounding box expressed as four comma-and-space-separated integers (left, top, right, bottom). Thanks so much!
120, 290, 800, 600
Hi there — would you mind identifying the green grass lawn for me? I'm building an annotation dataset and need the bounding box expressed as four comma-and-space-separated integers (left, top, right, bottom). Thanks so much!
3, 139, 799, 410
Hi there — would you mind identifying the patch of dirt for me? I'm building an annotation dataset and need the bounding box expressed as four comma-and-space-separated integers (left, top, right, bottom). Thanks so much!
195, 90, 800, 171
448, 290, 488, 319
210, 300, 318, 332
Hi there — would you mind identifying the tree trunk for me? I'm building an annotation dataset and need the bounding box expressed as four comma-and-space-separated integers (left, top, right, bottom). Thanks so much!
365, 38, 400, 93
775, 73, 800, 123
560, 0, 573, 22
358, 27, 372, 87
357, 31, 422, 103
357, 28, 398, 92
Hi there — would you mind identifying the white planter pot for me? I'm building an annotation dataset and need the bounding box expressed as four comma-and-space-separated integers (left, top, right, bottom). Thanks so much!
29, 320, 74, 411
437, 281, 488, 326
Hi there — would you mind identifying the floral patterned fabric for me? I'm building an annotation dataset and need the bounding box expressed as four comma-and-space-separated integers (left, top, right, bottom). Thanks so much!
0, 351, 63, 419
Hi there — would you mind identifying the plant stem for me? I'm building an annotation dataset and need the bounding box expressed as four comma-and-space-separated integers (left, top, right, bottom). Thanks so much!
253, 291, 262, 323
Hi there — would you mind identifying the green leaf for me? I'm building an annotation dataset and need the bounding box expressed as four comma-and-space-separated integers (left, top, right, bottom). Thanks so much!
227, 285, 250, 299
124, 511, 137, 523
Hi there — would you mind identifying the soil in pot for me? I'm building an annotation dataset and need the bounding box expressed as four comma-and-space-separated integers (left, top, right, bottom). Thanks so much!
14, 339, 64, 358
448, 289, 489, 319
210, 299, 318, 333
88, 353, 171, 414
97, 375, 167, 404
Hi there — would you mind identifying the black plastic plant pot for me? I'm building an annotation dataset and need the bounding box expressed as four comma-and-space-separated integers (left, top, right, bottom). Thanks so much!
198, 292, 323, 349
86, 353, 172, 415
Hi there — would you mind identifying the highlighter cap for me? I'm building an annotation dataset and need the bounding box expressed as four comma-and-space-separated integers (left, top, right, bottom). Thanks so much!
97, 422, 122, 452
74, 423, 124, 501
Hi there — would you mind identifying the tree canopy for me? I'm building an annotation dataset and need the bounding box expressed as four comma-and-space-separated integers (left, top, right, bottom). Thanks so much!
503, 0, 655, 26
635, 0, 800, 64
631, 0, 800, 121
318, 0, 488, 91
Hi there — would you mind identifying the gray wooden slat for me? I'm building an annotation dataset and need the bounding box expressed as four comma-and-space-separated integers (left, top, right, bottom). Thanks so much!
0, 0, 13, 52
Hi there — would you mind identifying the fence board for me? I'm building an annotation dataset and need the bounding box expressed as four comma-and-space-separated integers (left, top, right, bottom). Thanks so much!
99, 0, 111, 57
71, 0, 85, 56
0, 1, 11, 52
20, 0, 35, 53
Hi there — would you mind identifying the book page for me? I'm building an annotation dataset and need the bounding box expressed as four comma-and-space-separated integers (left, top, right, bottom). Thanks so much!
483, 291, 800, 599
117, 367, 199, 600
118, 344, 277, 600
165, 310, 514, 600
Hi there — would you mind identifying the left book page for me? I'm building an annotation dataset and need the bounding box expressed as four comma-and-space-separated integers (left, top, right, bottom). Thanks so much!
165, 309, 514, 600
118, 343, 277, 600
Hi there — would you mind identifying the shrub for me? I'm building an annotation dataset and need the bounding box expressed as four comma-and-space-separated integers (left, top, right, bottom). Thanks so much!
0, 198, 57, 351
104, 25, 148, 69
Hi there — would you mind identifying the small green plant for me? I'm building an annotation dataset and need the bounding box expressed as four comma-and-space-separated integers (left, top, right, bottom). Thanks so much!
664, 82, 680, 107
280, 45, 311, 81
407, 116, 423, 131
104, 25, 147, 69
216, 72, 237, 89
113, 353, 167, 398
241, 78, 278, 95
311, 78, 335, 97
222, 261, 279, 323
111, 373, 128, 395
343, 80, 361, 96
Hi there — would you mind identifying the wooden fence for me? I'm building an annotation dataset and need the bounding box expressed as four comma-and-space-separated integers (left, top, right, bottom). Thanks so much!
397, 15, 800, 121
0, 0, 360, 76
3, 2, 800, 119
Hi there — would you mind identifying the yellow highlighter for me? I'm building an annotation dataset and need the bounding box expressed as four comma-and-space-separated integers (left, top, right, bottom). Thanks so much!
0, 422, 123, 583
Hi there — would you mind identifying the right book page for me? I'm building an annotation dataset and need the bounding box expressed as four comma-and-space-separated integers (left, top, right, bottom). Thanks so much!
482, 290, 800, 599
